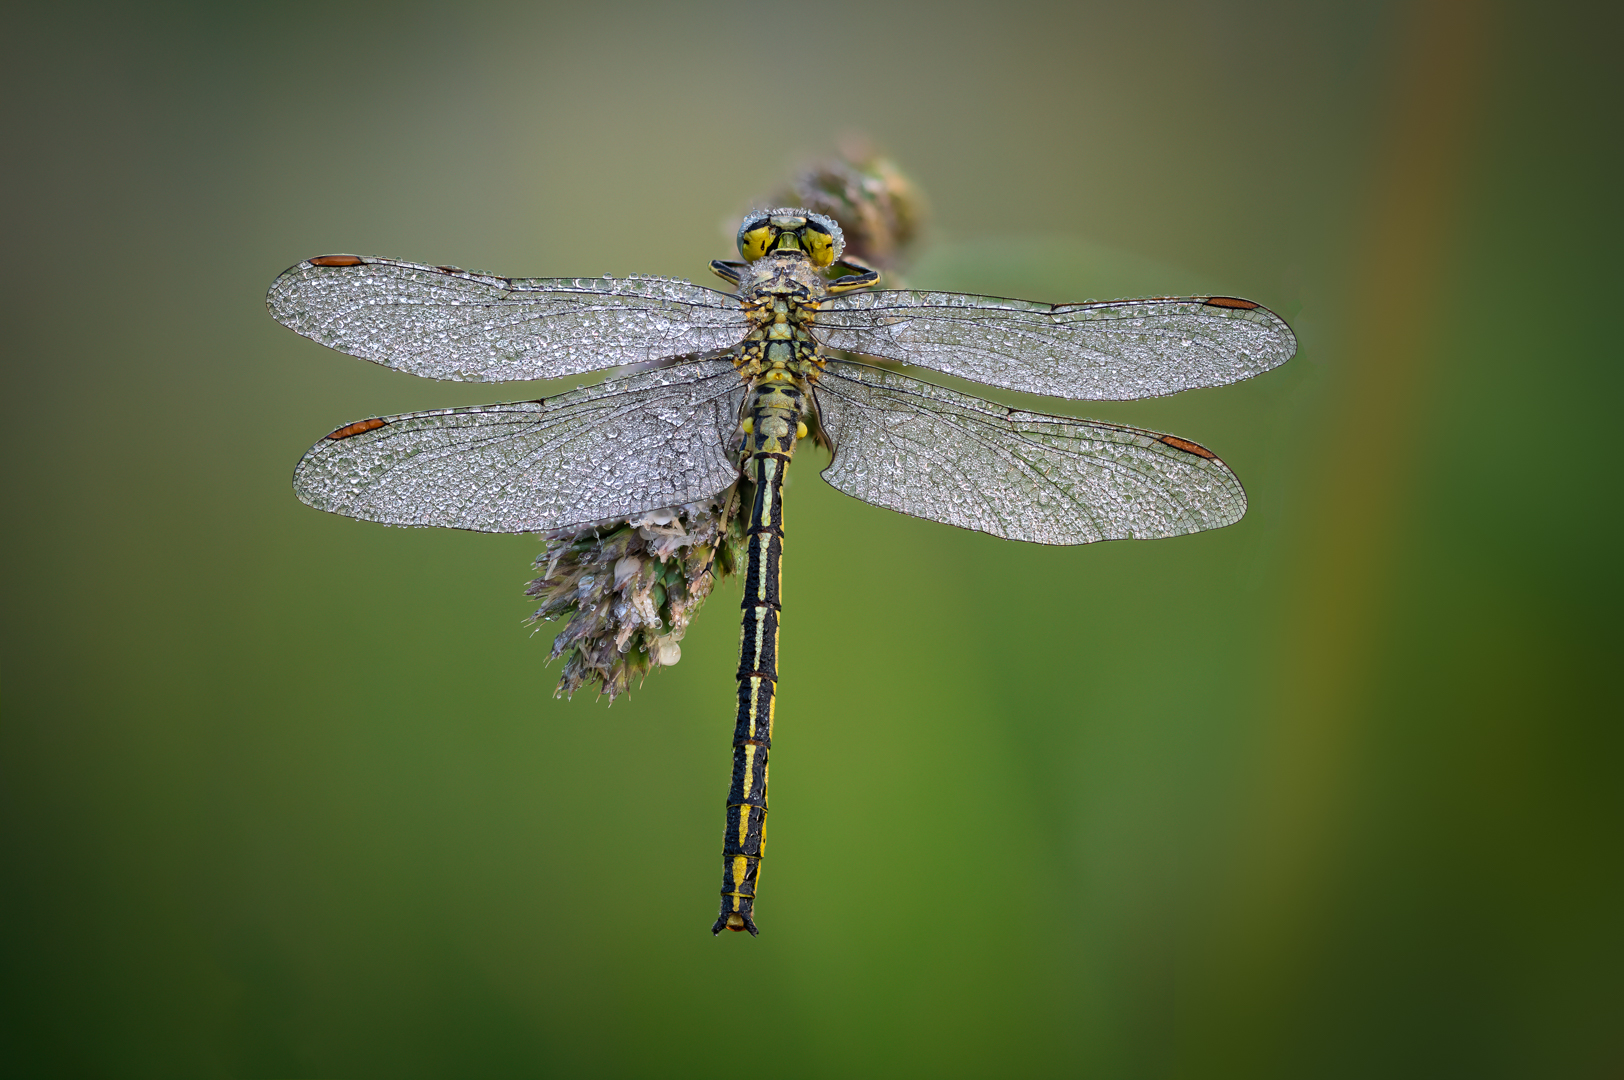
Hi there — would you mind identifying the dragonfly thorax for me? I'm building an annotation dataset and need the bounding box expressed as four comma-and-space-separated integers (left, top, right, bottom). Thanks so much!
733, 253, 827, 385
738, 251, 826, 306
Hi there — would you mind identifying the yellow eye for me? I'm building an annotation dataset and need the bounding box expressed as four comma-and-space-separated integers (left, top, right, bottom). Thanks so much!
801, 223, 836, 267
739, 225, 774, 261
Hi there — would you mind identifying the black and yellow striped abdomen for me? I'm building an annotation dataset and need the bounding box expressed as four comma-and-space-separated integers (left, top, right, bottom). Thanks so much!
713, 448, 787, 935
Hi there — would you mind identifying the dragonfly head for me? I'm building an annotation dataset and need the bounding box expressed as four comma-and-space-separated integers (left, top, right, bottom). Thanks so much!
738, 208, 844, 268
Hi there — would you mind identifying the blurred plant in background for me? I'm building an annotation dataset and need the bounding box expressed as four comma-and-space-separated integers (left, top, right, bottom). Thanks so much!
768, 138, 928, 275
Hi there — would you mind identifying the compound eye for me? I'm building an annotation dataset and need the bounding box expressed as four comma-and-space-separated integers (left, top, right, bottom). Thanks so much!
739, 224, 775, 261
801, 221, 836, 267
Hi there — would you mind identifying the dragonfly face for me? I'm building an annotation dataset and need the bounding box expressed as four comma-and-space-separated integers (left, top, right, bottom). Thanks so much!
737, 208, 844, 266
267, 206, 1297, 937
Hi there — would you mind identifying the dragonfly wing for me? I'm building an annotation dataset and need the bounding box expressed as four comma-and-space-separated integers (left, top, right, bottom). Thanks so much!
293, 359, 746, 533
814, 360, 1246, 545
816, 291, 1296, 401
268, 256, 750, 382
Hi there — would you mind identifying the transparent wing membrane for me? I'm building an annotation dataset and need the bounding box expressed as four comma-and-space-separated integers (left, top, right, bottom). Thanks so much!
816, 292, 1296, 401
814, 361, 1246, 544
276, 248, 1287, 543
267, 256, 749, 382
293, 359, 746, 533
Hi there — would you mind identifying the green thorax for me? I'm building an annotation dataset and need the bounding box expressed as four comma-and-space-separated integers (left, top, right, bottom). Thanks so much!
732, 251, 828, 467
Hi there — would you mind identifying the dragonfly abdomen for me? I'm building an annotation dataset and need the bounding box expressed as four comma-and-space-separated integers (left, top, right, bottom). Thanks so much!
714, 454, 781, 935
713, 372, 810, 936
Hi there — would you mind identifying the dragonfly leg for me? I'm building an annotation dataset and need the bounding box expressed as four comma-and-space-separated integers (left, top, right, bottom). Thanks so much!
825, 255, 880, 293
709, 259, 746, 287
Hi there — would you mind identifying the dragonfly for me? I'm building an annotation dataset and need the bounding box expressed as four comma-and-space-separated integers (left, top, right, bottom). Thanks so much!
267, 208, 1297, 936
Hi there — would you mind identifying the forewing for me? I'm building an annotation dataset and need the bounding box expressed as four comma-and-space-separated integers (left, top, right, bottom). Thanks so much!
267, 255, 749, 382
293, 359, 746, 533
816, 291, 1296, 401
814, 361, 1246, 545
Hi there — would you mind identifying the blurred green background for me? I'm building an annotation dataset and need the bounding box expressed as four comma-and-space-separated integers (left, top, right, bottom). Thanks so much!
3, 1, 1618, 1076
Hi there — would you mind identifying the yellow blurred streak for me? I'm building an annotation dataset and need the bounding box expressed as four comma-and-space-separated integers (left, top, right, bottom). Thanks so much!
1193, 0, 1498, 1065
